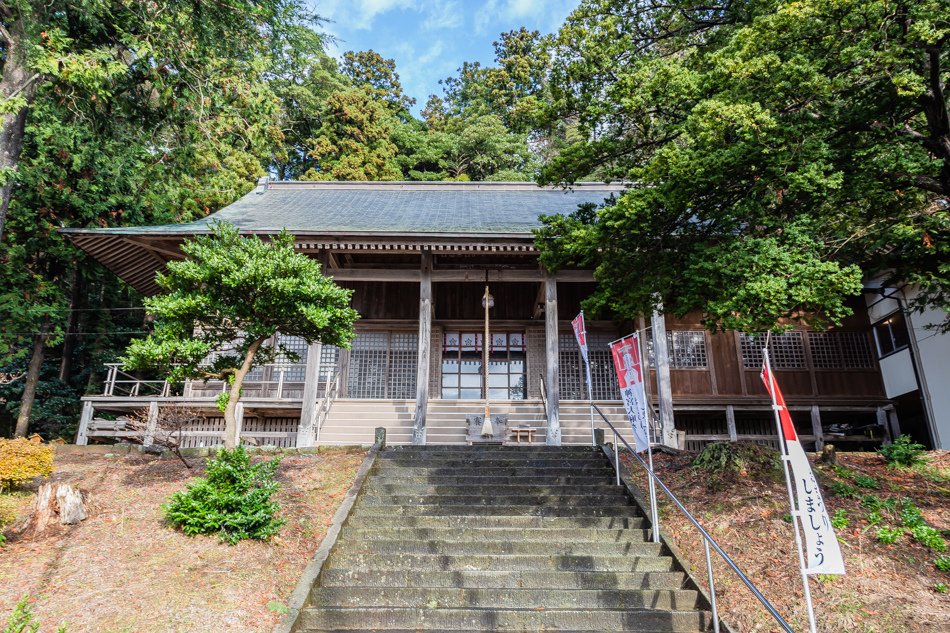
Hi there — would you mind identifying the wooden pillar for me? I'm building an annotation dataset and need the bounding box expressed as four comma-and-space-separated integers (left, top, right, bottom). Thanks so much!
76, 401, 93, 445
876, 406, 889, 443
296, 341, 323, 447
886, 406, 901, 441
412, 252, 433, 445
650, 308, 676, 447
725, 405, 738, 442
544, 271, 561, 445
810, 405, 824, 451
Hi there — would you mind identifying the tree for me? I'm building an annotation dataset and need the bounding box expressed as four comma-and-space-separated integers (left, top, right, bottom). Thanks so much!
121, 222, 358, 448
303, 88, 403, 181
341, 49, 415, 118
0, 0, 307, 239
536, 0, 949, 331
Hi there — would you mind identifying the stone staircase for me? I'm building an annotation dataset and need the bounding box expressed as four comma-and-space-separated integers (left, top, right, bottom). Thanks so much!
291, 445, 714, 632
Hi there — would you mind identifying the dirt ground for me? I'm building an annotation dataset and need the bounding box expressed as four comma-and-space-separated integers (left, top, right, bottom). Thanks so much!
0, 446, 367, 632
622, 448, 950, 633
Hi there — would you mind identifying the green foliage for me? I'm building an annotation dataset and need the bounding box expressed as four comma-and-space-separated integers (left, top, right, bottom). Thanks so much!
2, 595, 65, 633
534, 0, 950, 330
831, 509, 849, 531
828, 481, 859, 498
911, 525, 947, 553
852, 474, 879, 489
692, 441, 779, 473
934, 583, 949, 594
163, 446, 284, 544
122, 222, 358, 384
876, 527, 904, 545
934, 556, 950, 573
878, 435, 927, 467
899, 500, 926, 529
0, 439, 53, 492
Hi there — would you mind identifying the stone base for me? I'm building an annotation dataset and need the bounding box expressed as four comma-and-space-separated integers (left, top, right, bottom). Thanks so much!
465, 414, 509, 443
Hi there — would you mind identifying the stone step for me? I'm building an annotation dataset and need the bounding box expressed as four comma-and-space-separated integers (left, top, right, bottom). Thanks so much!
376, 457, 608, 468
349, 504, 641, 518
295, 606, 711, 632
324, 553, 677, 573
358, 494, 629, 507
374, 474, 614, 486
308, 587, 701, 610
361, 483, 625, 496
381, 446, 598, 455
373, 466, 613, 477
317, 569, 688, 590
344, 515, 648, 529
338, 527, 653, 544
335, 539, 664, 557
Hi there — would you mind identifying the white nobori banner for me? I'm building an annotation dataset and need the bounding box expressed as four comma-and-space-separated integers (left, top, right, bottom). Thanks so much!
762, 362, 846, 575
609, 334, 650, 453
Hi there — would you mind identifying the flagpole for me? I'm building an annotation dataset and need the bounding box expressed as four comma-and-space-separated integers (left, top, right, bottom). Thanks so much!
639, 331, 660, 544
581, 311, 596, 446
764, 345, 818, 633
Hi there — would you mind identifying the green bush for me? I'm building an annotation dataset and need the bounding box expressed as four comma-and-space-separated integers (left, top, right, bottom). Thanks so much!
852, 474, 879, 489
828, 480, 858, 498
899, 499, 925, 528
934, 556, 950, 573
878, 435, 926, 467
876, 526, 904, 544
912, 525, 948, 552
0, 438, 54, 492
163, 446, 284, 544
831, 509, 849, 530
692, 442, 780, 475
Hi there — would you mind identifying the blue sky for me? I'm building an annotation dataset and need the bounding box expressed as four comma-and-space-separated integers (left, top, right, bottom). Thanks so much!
309, 1, 577, 114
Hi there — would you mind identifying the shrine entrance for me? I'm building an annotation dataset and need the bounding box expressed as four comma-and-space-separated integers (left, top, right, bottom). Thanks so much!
440, 331, 527, 401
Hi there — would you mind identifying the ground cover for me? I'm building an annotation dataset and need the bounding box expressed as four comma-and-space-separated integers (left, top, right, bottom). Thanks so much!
623, 447, 950, 633
0, 446, 366, 632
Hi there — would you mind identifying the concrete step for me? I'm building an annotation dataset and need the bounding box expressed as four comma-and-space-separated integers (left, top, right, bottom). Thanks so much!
317, 569, 689, 590
376, 456, 609, 466
349, 504, 641, 518
344, 515, 648, 529
335, 540, 664, 557
295, 606, 711, 631
358, 494, 629, 507
360, 483, 625, 496
323, 553, 678, 573
338, 526, 653, 543
308, 587, 701, 610
373, 475, 614, 486
371, 466, 614, 477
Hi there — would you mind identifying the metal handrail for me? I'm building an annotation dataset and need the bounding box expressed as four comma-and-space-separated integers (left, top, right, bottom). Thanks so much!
592, 403, 795, 633
314, 365, 342, 445
538, 373, 549, 421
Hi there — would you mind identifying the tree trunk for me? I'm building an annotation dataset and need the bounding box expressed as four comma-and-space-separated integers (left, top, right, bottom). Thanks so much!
222, 336, 266, 449
12, 482, 87, 538
58, 267, 81, 382
14, 322, 50, 437
0, 14, 41, 239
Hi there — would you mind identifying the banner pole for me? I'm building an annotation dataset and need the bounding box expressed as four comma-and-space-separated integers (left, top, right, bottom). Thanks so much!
638, 330, 661, 544
764, 347, 818, 633
581, 312, 596, 446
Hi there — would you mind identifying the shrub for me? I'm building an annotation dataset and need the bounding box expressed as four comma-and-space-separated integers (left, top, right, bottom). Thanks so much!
0, 495, 21, 527
878, 435, 926, 467
3, 595, 66, 632
899, 499, 925, 528
852, 474, 879, 489
163, 446, 284, 544
692, 442, 780, 477
876, 526, 904, 544
831, 509, 849, 530
0, 438, 54, 492
912, 525, 948, 552
934, 556, 950, 573
828, 481, 858, 498
934, 582, 948, 594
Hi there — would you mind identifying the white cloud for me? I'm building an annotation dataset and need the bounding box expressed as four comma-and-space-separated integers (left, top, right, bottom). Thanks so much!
422, 1, 463, 31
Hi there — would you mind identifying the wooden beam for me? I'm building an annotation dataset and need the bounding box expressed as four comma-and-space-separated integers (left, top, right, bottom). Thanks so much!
544, 270, 561, 445
532, 282, 545, 319
811, 405, 824, 450
412, 252, 433, 445
328, 268, 593, 283
726, 405, 737, 442
330, 269, 422, 282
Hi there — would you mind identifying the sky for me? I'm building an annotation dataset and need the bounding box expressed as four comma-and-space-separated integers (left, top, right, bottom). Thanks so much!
308, 1, 578, 114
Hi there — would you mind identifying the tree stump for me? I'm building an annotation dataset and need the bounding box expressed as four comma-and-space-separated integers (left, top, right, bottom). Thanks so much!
12, 483, 87, 538
819, 443, 838, 466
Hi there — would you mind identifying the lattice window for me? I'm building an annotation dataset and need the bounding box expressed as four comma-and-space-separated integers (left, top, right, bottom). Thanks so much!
275, 334, 308, 381
808, 332, 874, 369
646, 331, 708, 369
319, 344, 340, 380
740, 332, 805, 369
347, 331, 417, 399
558, 332, 621, 401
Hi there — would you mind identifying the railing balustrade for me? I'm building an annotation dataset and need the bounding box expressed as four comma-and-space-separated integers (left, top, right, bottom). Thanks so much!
100, 362, 306, 400
592, 403, 795, 633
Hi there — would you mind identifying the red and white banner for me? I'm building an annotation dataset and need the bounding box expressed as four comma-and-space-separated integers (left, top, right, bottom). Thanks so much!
761, 362, 846, 575
610, 334, 650, 453
572, 313, 589, 363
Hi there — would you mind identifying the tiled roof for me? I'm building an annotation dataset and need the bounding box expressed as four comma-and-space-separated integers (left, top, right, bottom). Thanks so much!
65, 181, 625, 237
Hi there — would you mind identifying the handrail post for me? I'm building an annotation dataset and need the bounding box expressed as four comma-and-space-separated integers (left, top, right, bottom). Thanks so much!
614, 439, 620, 486
704, 539, 720, 633
277, 366, 285, 399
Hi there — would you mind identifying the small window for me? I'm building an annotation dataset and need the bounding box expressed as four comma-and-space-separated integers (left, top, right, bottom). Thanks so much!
873, 312, 910, 358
